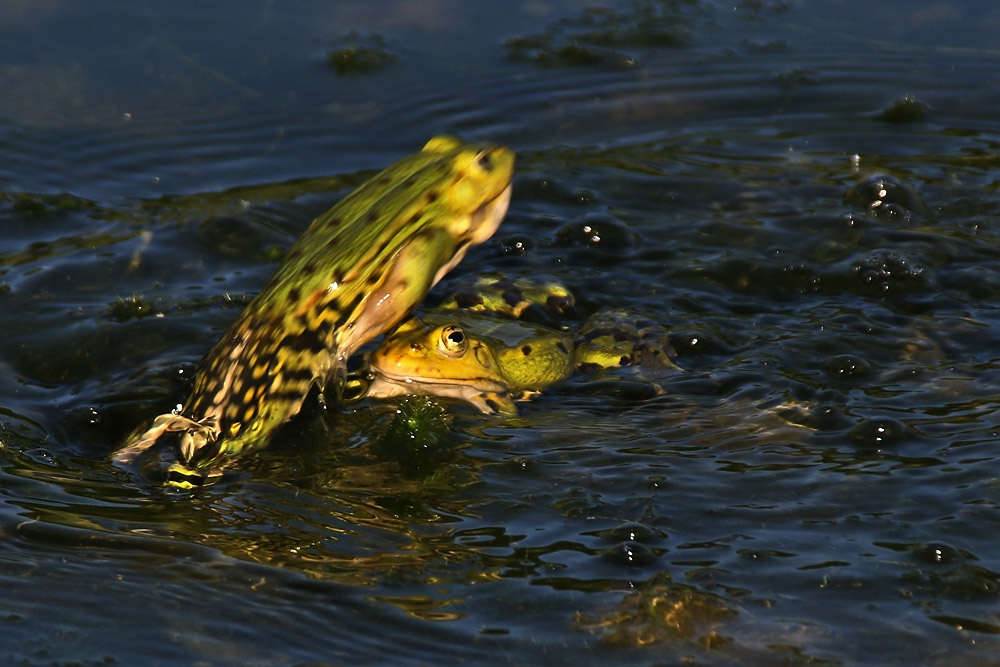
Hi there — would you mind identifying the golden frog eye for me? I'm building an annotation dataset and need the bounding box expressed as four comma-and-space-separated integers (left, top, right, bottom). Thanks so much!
438, 325, 468, 357
342, 371, 371, 401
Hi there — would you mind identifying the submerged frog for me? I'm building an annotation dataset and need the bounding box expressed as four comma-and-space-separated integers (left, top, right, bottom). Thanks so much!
115, 136, 515, 485
351, 278, 680, 414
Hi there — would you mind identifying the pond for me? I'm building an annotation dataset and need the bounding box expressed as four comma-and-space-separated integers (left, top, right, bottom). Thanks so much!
2, 0, 1000, 664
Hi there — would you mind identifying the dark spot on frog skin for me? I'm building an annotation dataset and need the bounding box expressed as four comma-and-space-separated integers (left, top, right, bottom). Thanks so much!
264, 388, 312, 405
452, 292, 484, 308
556, 341, 569, 355
279, 330, 327, 356
582, 327, 615, 343
502, 289, 524, 307
521, 345, 532, 356
302, 310, 331, 341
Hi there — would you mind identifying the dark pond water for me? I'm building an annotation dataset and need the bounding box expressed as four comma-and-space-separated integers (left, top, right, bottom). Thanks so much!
3, 0, 1000, 664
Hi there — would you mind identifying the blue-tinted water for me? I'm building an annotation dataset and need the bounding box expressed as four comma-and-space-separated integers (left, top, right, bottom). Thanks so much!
2, 1, 1000, 664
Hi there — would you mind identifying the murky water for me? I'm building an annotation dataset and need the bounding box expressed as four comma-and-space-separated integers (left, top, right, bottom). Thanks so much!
2, 0, 1000, 664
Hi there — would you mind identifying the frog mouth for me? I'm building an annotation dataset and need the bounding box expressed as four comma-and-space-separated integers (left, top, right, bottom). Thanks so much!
365, 364, 508, 401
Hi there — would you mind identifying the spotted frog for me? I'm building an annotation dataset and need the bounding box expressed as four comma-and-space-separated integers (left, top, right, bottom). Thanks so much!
115, 136, 514, 484
351, 277, 680, 414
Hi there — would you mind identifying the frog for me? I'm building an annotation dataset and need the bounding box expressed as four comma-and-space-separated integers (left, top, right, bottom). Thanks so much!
114, 136, 515, 486
438, 274, 575, 320
349, 277, 680, 414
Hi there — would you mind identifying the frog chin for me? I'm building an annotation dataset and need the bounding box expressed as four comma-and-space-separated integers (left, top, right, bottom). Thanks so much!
365, 366, 508, 404
469, 182, 512, 244
432, 183, 512, 287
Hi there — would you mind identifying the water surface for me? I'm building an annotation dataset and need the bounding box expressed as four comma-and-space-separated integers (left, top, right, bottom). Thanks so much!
2, 1, 1000, 664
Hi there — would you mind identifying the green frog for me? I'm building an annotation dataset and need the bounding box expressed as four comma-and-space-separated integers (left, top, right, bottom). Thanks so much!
115, 136, 515, 486
351, 278, 680, 414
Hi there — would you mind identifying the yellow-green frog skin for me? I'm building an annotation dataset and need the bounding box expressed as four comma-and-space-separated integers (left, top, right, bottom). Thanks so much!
360, 305, 679, 415
363, 311, 577, 415
440, 274, 575, 320
574, 310, 679, 372
115, 136, 514, 480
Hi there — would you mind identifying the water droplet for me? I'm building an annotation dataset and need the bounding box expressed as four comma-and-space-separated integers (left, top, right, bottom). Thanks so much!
601, 541, 657, 567
849, 418, 907, 450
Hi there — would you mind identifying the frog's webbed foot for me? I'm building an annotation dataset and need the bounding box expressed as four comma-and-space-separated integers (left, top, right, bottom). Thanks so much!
113, 413, 222, 487
470, 391, 519, 415
113, 414, 212, 463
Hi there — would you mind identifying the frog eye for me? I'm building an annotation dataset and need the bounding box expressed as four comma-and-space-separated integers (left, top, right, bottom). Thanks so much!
475, 150, 493, 172
438, 325, 468, 357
